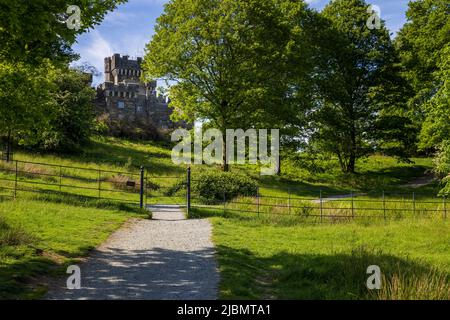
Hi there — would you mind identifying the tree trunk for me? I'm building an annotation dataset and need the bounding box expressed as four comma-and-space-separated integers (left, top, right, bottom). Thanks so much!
219, 101, 229, 172
346, 126, 357, 173
346, 153, 356, 173
221, 128, 229, 172
337, 152, 346, 173
276, 154, 281, 176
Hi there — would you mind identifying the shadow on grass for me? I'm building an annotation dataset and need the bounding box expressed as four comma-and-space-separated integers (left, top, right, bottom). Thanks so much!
0, 217, 60, 300
0, 249, 58, 300
76, 139, 181, 175
216, 245, 450, 300
17, 138, 183, 176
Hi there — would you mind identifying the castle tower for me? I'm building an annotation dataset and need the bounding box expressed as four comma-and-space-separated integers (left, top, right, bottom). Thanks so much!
96, 53, 182, 130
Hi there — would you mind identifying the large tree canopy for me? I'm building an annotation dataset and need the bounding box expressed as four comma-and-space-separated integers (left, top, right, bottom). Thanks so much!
396, 0, 450, 124
309, 0, 408, 173
144, 0, 316, 170
0, 0, 127, 65
396, 0, 450, 193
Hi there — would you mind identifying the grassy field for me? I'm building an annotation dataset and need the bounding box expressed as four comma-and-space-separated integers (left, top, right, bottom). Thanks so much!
0, 195, 148, 299
190, 207, 450, 299
1, 136, 447, 300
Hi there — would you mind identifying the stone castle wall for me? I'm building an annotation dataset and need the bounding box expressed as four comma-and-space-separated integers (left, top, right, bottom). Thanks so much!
97, 54, 178, 130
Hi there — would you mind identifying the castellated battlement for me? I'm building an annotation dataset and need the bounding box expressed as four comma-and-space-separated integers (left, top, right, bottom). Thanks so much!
97, 54, 181, 130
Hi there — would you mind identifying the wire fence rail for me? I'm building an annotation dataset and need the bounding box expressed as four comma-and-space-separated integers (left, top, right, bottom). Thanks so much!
1, 160, 448, 223
185, 169, 449, 223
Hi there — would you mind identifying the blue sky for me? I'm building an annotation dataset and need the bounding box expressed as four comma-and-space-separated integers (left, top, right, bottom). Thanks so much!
73, 0, 411, 85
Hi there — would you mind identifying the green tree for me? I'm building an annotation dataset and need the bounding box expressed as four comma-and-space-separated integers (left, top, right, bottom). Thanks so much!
311, 0, 406, 173
0, 62, 57, 161
31, 68, 96, 152
396, 0, 450, 135
0, 0, 127, 65
396, 0, 450, 192
143, 0, 314, 170
0, 1, 126, 158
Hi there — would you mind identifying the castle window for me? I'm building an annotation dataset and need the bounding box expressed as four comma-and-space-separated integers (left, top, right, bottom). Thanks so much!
118, 101, 125, 109
136, 105, 143, 113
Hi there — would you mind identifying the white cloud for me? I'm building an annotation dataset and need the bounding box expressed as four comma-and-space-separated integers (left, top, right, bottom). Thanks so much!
73, 30, 115, 85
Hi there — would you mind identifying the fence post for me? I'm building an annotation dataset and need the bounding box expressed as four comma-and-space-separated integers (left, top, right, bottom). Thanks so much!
186, 167, 191, 214
59, 166, 62, 193
320, 190, 323, 223
14, 160, 18, 198
223, 191, 226, 214
145, 171, 148, 208
351, 191, 354, 218
444, 195, 447, 219
98, 169, 101, 199
139, 166, 144, 209
257, 187, 260, 217
288, 187, 291, 215
382, 190, 386, 221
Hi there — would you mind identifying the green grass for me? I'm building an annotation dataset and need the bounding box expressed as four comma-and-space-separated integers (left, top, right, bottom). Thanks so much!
190, 207, 450, 299
0, 196, 148, 299
1, 136, 445, 300
4, 137, 440, 201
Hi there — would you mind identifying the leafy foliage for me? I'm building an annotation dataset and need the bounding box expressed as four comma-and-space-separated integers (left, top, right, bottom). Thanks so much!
34, 68, 96, 152
396, 0, 450, 193
310, 0, 409, 173
0, 0, 127, 65
192, 171, 258, 204
0, 61, 57, 148
144, 0, 315, 169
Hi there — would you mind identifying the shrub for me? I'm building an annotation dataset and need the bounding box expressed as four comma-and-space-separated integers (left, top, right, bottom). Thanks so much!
191, 171, 258, 204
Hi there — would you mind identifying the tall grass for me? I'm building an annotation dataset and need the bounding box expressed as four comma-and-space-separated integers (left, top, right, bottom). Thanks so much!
374, 269, 450, 300
0, 216, 34, 246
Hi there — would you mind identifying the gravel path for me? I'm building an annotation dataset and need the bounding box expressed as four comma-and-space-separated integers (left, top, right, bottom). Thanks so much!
46, 205, 219, 300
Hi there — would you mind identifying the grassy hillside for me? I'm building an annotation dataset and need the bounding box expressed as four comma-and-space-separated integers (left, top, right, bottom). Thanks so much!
0, 136, 445, 299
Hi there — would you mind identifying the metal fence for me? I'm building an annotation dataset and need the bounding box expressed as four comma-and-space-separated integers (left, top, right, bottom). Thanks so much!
1, 160, 448, 222
185, 169, 449, 222
0, 159, 164, 208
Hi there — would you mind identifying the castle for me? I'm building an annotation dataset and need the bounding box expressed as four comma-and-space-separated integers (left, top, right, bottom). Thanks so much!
96, 54, 177, 130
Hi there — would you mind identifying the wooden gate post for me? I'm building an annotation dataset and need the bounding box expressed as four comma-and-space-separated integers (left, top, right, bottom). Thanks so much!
139, 166, 144, 209
186, 167, 191, 214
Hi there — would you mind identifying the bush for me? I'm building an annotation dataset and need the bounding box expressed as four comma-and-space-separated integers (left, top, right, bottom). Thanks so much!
98, 113, 164, 141
434, 141, 450, 196
191, 171, 258, 204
